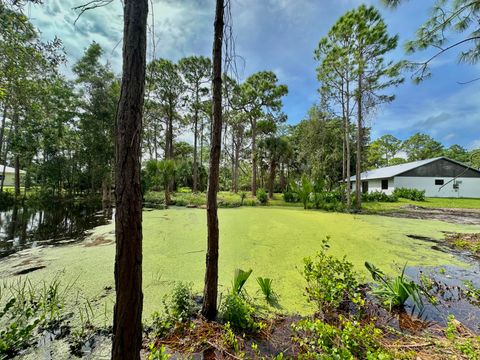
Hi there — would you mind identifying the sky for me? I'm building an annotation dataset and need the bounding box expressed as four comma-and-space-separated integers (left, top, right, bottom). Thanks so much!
27, 0, 480, 150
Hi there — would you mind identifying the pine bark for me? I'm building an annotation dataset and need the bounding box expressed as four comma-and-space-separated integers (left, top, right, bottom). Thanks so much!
112, 1, 148, 359
202, 0, 224, 320
355, 74, 362, 211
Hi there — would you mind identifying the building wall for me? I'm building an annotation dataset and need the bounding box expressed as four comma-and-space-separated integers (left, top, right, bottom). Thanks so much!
393, 176, 480, 198
0, 173, 15, 187
365, 178, 395, 195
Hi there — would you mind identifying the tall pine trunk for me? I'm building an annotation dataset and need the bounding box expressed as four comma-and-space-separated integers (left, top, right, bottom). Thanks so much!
202, 0, 224, 320
112, 1, 148, 359
268, 160, 276, 198
251, 121, 257, 196
355, 73, 362, 211
193, 101, 199, 192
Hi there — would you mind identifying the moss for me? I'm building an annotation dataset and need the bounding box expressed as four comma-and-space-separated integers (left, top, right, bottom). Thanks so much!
0, 207, 478, 326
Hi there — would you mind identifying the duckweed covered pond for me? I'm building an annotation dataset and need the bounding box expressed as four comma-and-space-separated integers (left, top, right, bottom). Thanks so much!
1, 207, 479, 323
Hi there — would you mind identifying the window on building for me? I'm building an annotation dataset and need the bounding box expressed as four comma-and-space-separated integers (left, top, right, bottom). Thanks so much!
435, 179, 444, 185
381, 179, 388, 190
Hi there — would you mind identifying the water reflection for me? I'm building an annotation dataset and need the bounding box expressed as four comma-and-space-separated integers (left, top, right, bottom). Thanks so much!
0, 201, 111, 258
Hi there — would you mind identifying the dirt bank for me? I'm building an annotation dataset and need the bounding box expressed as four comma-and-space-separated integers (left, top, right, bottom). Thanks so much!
382, 205, 480, 225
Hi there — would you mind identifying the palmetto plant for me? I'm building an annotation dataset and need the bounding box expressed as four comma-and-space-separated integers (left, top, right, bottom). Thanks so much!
256, 277, 276, 304
157, 160, 176, 207
232, 268, 253, 295
365, 262, 424, 311
290, 176, 313, 209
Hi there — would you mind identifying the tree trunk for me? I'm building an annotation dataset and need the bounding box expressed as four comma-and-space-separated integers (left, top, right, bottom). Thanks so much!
251, 120, 257, 196
233, 140, 240, 193
280, 163, 286, 191
355, 74, 362, 211
202, 0, 224, 321
14, 155, 20, 198
0, 102, 9, 162
193, 97, 199, 192
111, 1, 148, 359
268, 160, 276, 198
345, 77, 351, 210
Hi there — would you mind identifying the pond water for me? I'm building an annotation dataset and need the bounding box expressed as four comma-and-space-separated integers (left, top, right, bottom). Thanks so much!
0, 201, 111, 258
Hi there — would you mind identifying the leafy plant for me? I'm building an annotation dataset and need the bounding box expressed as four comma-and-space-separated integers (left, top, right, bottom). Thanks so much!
151, 311, 173, 338
362, 191, 398, 203
239, 191, 247, 205
302, 237, 359, 317
256, 188, 268, 204
232, 268, 252, 295
169, 282, 195, 321
256, 277, 276, 304
365, 262, 424, 310
148, 343, 171, 360
282, 190, 298, 203
393, 188, 425, 201
220, 293, 257, 331
222, 322, 239, 352
290, 176, 313, 209
292, 316, 392, 359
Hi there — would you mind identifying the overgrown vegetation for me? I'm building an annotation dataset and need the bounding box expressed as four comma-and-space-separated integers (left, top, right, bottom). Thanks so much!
393, 188, 426, 201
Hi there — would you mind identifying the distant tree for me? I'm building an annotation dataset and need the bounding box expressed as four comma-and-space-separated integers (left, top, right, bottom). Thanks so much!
237, 71, 288, 196
383, 0, 480, 82
157, 159, 176, 206
260, 136, 291, 198
146, 58, 185, 160
348, 5, 404, 210
443, 144, 469, 163
403, 133, 444, 161
179, 56, 211, 192
389, 157, 407, 165
367, 134, 402, 168
112, 0, 148, 359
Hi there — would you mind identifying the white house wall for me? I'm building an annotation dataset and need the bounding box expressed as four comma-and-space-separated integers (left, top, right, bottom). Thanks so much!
393, 177, 480, 198
366, 178, 395, 195
0, 173, 15, 187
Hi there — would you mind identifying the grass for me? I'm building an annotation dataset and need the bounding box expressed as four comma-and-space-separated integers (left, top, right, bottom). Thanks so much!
0, 207, 478, 325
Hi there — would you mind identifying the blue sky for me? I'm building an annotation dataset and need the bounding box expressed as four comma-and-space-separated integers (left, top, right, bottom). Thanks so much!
28, 0, 480, 149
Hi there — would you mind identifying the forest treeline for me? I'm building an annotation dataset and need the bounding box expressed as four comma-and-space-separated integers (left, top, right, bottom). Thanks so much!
0, 4, 478, 207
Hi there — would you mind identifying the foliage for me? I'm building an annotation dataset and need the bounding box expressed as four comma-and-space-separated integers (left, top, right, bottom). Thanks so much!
367, 135, 402, 169
403, 133, 443, 161
365, 262, 423, 310
282, 190, 299, 203
166, 282, 196, 322
0, 277, 71, 357
222, 322, 239, 352
220, 293, 258, 332
362, 191, 398, 203
393, 188, 425, 201
239, 191, 247, 205
150, 312, 173, 338
256, 277, 276, 304
292, 316, 392, 359
302, 237, 359, 317
256, 188, 268, 204
148, 343, 171, 360
232, 268, 253, 296
290, 176, 313, 210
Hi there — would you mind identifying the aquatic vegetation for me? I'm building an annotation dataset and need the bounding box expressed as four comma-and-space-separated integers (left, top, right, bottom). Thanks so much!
256, 277, 276, 304
365, 262, 424, 310
303, 237, 359, 317
232, 268, 253, 296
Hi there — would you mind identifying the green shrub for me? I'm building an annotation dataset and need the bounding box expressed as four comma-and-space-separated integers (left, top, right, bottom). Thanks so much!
362, 191, 398, 203
393, 188, 425, 201
0, 192, 14, 210
148, 343, 171, 360
256, 188, 268, 204
292, 316, 392, 359
168, 282, 196, 321
365, 262, 424, 311
239, 191, 247, 206
220, 293, 257, 331
302, 237, 359, 317
177, 187, 192, 193
282, 191, 298, 203
150, 311, 173, 338
290, 176, 313, 209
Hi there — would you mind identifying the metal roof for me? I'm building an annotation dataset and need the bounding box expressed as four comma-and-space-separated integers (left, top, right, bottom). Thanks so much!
349, 157, 443, 181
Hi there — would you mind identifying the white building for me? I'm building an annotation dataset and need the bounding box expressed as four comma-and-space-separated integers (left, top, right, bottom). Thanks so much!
349, 157, 480, 198
0, 165, 25, 187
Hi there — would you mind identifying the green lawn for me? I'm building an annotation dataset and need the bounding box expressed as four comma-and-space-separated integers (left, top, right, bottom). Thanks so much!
1, 206, 478, 326
362, 197, 480, 212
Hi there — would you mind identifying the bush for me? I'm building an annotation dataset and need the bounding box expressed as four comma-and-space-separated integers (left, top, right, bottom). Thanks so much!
292, 316, 392, 359
220, 293, 257, 331
393, 188, 425, 201
302, 237, 360, 317
282, 191, 298, 203
168, 282, 196, 321
0, 192, 14, 210
256, 188, 268, 204
362, 191, 398, 203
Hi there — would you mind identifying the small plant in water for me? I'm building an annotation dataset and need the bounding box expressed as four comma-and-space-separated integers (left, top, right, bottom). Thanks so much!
365, 262, 424, 311
256, 277, 277, 304
232, 268, 252, 295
